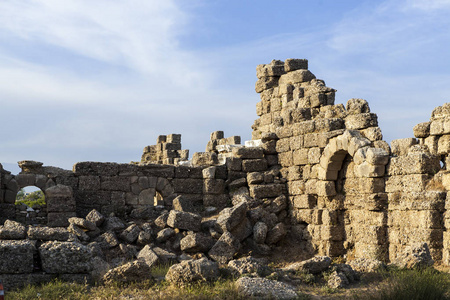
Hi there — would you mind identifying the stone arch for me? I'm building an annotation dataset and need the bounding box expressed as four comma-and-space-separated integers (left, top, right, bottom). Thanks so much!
316, 130, 390, 260
137, 177, 176, 207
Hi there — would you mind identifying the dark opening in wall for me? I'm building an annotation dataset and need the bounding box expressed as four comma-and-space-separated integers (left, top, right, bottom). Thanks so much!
15, 186, 47, 225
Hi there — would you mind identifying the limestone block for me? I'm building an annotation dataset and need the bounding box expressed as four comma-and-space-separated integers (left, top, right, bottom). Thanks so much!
289, 136, 303, 150
278, 152, 294, 167
321, 225, 344, 241
172, 178, 203, 194
365, 148, 389, 165
167, 210, 202, 232
284, 58, 308, 71
192, 152, 219, 167
354, 162, 385, 178
293, 149, 309, 165
291, 107, 311, 123
249, 184, 284, 199
345, 113, 378, 130
208, 232, 240, 264
294, 120, 315, 135
438, 135, 450, 154
353, 243, 387, 261
315, 118, 344, 132
275, 138, 290, 152
255, 77, 279, 93
0, 240, 36, 273
0, 220, 26, 239
275, 126, 293, 138
424, 135, 439, 153
167, 134, 181, 143
265, 223, 287, 245
226, 136, 241, 144
287, 180, 306, 195
180, 233, 215, 253
279, 69, 316, 85
316, 181, 336, 196
203, 194, 229, 208
256, 61, 285, 78
348, 136, 371, 157
308, 147, 322, 164
361, 127, 383, 141
203, 179, 225, 195
386, 153, 440, 175
430, 119, 444, 135
210, 131, 224, 140
242, 159, 268, 172
247, 172, 264, 185
346, 99, 370, 115
391, 138, 418, 156
225, 157, 242, 171
138, 188, 156, 205
16, 174, 35, 188
292, 194, 316, 209
413, 122, 431, 138
39, 241, 92, 273
173, 195, 195, 212
305, 179, 317, 194
232, 147, 264, 159
262, 140, 277, 154
385, 174, 429, 193
343, 178, 385, 194
389, 191, 445, 211
286, 166, 302, 181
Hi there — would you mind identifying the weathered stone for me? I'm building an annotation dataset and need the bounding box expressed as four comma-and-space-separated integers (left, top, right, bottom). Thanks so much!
0, 220, 26, 239
95, 231, 119, 249
119, 224, 141, 243
103, 260, 153, 284
249, 184, 284, 198
86, 209, 105, 227
156, 227, 175, 243
348, 258, 385, 273
180, 233, 216, 253
236, 277, 298, 299
137, 245, 160, 267
253, 221, 268, 244
192, 152, 219, 167
242, 159, 268, 172
167, 210, 202, 232
208, 232, 240, 264
284, 256, 331, 274
153, 247, 177, 264
265, 222, 287, 245
27, 226, 70, 241
165, 258, 219, 286
216, 201, 248, 232
228, 256, 265, 276
104, 215, 126, 232
39, 241, 93, 273
0, 240, 35, 273
68, 217, 97, 231
68, 223, 90, 242
393, 242, 434, 269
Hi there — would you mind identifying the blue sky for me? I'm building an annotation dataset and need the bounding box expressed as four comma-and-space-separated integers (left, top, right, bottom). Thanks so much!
1, 0, 450, 174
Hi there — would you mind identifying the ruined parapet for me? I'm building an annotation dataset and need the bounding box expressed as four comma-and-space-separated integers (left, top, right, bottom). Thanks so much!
205, 131, 241, 153
141, 134, 189, 165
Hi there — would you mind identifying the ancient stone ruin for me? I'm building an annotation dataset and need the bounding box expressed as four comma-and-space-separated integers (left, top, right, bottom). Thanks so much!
0, 58, 448, 291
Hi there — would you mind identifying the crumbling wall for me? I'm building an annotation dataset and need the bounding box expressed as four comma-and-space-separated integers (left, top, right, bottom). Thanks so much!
1, 58, 450, 278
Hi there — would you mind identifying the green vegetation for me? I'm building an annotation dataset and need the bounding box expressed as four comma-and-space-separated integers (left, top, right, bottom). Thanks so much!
354, 267, 450, 300
15, 188, 46, 207
7, 278, 243, 300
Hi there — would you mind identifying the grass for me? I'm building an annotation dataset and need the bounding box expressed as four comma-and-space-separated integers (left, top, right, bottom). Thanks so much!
8, 266, 450, 300
354, 267, 450, 300
7, 278, 243, 300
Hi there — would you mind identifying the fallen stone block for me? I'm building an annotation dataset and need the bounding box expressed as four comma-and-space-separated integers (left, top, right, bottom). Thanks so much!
236, 277, 297, 299
103, 260, 153, 284
208, 232, 240, 264
167, 210, 202, 232
180, 233, 215, 253
165, 258, 219, 286
0, 240, 36, 273
39, 241, 93, 273
0, 220, 26, 239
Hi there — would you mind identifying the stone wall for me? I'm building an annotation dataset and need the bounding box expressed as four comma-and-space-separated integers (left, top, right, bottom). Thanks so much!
0, 58, 450, 276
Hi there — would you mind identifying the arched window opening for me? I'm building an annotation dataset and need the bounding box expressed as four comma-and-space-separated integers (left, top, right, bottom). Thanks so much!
154, 191, 164, 206
15, 186, 46, 225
